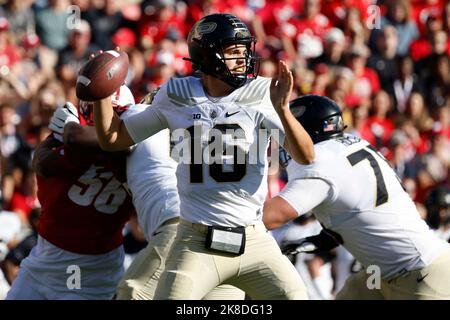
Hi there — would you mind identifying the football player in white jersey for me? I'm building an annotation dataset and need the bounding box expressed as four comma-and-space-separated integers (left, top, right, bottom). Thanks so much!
263, 95, 450, 299
93, 13, 314, 299
115, 92, 244, 300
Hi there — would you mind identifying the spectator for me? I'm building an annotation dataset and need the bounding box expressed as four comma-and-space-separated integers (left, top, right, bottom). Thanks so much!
341, 7, 366, 47
346, 44, 380, 107
0, 206, 38, 299
85, 0, 124, 50
428, 54, 450, 109
391, 56, 422, 113
0, 103, 33, 210
416, 30, 449, 103
404, 92, 433, 133
378, 0, 419, 56
258, 58, 278, 78
415, 134, 449, 203
410, 14, 443, 62
444, 1, 450, 38
367, 25, 399, 94
34, 0, 70, 52
328, 66, 361, 109
281, 0, 331, 59
112, 27, 145, 87
138, 0, 186, 50
57, 20, 99, 100
387, 130, 417, 180
8, 170, 38, 227
252, 0, 302, 51
309, 28, 346, 70
25, 81, 65, 130
432, 100, 450, 139
360, 90, 395, 149
0, 17, 20, 72
321, 0, 372, 30
1, 0, 35, 39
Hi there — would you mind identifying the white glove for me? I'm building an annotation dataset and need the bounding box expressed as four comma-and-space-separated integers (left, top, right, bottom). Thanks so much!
48, 102, 80, 138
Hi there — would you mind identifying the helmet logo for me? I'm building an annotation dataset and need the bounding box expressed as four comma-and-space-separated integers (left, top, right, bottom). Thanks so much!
323, 121, 335, 132
235, 30, 250, 39
290, 105, 306, 118
193, 22, 217, 40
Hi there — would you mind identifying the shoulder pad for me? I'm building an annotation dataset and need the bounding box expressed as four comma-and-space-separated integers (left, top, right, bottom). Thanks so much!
140, 88, 160, 104
235, 77, 271, 107
167, 78, 197, 106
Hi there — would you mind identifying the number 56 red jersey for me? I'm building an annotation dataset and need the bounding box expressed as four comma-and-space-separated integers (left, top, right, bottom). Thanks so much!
37, 146, 134, 255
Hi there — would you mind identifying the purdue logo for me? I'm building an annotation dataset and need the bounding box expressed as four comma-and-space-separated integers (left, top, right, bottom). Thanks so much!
192, 22, 217, 40
290, 105, 306, 118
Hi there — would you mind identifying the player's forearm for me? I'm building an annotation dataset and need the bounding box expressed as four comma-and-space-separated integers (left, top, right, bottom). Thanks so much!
279, 109, 314, 165
262, 203, 290, 230
93, 97, 132, 151
263, 196, 299, 230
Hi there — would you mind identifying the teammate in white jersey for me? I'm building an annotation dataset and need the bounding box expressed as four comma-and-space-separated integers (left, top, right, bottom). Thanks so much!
93, 13, 314, 299
115, 93, 244, 300
263, 94, 450, 299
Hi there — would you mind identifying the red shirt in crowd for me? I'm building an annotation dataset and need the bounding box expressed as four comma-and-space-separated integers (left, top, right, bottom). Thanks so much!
360, 116, 395, 148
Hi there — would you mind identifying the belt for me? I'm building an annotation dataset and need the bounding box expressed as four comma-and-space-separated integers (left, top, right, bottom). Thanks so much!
161, 217, 180, 226
179, 219, 266, 234
152, 217, 180, 236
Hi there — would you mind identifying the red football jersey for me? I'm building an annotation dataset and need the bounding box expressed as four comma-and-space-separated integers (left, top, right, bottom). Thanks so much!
38, 146, 134, 255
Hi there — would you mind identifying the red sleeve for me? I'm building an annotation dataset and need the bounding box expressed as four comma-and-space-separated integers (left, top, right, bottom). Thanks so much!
9, 193, 31, 217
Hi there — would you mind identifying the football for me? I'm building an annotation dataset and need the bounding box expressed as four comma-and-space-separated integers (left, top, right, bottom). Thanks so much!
75, 50, 129, 101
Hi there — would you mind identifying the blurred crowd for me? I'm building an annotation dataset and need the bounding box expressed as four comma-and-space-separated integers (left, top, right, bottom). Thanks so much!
0, 0, 449, 299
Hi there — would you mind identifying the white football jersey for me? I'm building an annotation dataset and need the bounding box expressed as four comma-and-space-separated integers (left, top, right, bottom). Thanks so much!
122, 105, 179, 240
124, 76, 284, 227
279, 134, 450, 279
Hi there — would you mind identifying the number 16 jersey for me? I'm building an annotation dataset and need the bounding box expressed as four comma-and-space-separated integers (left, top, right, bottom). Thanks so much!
124, 76, 284, 227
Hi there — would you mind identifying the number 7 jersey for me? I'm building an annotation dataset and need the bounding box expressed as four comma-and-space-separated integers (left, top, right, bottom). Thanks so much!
124, 76, 285, 227
283, 134, 450, 279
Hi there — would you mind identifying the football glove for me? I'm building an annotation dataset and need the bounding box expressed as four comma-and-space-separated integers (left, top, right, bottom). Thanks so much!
48, 102, 80, 141
281, 229, 342, 256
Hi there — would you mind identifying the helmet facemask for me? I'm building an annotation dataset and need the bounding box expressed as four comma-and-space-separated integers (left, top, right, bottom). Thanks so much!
211, 38, 258, 89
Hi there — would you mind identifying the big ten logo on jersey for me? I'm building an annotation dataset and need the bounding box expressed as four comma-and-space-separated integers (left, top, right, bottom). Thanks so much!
68, 164, 127, 214
169, 125, 281, 182
336, 135, 361, 146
